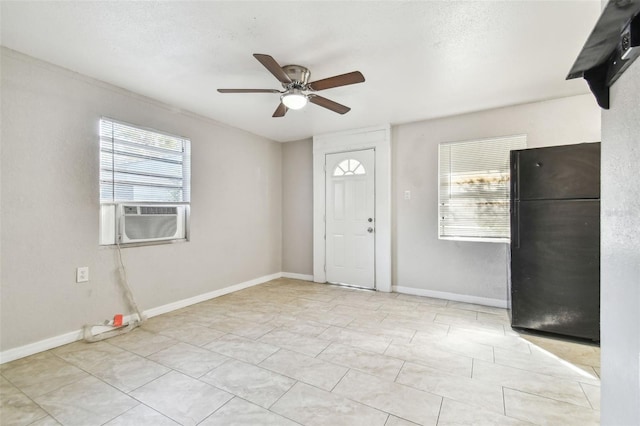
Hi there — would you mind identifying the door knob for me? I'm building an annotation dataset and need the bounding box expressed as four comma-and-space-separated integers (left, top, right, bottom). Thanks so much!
367, 227, 374, 233
368, 218, 373, 222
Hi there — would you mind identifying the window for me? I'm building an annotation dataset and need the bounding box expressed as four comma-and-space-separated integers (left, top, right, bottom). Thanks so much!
333, 159, 366, 176
99, 118, 191, 245
438, 135, 526, 242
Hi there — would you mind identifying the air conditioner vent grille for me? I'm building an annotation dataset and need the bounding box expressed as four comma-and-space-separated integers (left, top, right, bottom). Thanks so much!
139, 206, 178, 215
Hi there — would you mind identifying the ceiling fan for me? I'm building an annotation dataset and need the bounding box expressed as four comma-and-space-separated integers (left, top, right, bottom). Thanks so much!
218, 54, 365, 117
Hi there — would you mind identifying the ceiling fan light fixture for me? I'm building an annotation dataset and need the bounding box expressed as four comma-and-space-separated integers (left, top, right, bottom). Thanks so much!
281, 90, 308, 110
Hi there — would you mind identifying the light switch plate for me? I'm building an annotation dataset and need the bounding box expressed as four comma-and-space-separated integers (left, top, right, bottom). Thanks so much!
76, 266, 89, 283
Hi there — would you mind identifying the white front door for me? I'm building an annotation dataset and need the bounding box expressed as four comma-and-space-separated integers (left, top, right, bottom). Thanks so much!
325, 149, 375, 289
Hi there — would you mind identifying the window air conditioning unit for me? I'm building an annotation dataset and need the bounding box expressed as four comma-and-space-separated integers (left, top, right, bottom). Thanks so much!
117, 204, 187, 244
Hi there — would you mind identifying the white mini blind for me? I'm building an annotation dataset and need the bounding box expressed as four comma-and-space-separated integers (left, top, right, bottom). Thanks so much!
100, 118, 191, 203
438, 135, 526, 241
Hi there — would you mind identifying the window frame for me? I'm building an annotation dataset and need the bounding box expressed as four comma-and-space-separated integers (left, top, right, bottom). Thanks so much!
98, 117, 191, 246
437, 134, 526, 244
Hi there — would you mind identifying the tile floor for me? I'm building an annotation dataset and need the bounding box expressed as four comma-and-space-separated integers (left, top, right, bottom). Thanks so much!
0, 278, 601, 426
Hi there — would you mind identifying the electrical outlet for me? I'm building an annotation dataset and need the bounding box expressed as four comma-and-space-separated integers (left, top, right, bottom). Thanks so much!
76, 266, 89, 283
404, 190, 411, 200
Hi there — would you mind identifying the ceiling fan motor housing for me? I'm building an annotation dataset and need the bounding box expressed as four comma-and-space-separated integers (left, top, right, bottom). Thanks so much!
282, 65, 311, 89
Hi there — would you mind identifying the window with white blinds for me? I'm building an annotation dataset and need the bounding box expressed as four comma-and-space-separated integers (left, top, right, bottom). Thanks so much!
100, 118, 191, 203
438, 135, 526, 242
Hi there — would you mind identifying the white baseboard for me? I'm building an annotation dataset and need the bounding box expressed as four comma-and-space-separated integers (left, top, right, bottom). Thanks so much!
144, 272, 282, 318
0, 272, 282, 364
281, 272, 314, 281
393, 286, 507, 309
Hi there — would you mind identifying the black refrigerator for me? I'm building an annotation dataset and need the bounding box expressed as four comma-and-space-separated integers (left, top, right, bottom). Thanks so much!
509, 142, 600, 341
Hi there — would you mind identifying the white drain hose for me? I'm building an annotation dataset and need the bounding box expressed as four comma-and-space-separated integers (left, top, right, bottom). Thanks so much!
83, 242, 146, 342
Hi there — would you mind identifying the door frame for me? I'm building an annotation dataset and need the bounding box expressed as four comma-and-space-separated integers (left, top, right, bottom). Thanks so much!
313, 125, 391, 292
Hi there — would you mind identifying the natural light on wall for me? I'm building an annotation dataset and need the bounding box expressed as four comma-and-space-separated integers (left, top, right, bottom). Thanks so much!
438, 135, 526, 242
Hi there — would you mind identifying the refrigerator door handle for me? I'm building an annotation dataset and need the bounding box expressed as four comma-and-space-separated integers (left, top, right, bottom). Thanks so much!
513, 201, 520, 248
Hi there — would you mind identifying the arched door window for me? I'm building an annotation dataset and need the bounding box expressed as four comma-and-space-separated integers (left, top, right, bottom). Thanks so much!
333, 159, 366, 176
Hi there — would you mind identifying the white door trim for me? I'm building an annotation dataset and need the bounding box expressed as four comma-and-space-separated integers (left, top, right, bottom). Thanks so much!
313, 125, 391, 292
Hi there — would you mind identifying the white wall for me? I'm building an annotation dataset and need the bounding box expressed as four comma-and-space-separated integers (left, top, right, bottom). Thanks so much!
392, 94, 600, 303
600, 59, 640, 425
0, 48, 282, 353
281, 138, 313, 276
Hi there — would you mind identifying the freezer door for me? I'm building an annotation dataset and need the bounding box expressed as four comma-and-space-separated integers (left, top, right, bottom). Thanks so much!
510, 199, 600, 340
513, 143, 600, 201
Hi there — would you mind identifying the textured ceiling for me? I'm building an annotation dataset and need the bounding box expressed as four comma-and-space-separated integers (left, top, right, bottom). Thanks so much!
0, 1, 601, 142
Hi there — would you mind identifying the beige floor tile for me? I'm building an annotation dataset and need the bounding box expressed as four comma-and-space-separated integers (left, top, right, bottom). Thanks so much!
524, 337, 600, 368
447, 328, 532, 354
333, 369, 442, 425
446, 301, 508, 316
493, 347, 599, 383
0, 351, 55, 372
380, 316, 449, 336
295, 309, 355, 327
108, 328, 177, 357
317, 342, 404, 381
431, 307, 479, 320
385, 415, 420, 425
0, 376, 48, 426
266, 317, 329, 337
318, 326, 392, 353
203, 333, 279, 364
148, 342, 228, 378
330, 304, 389, 321
130, 371, 232, 426
86, 350, 170, 392
411, 333, 494, 362
396, 362, 504, 414
271, 381, 388, 426
472, 360, 591, 407
334, 298, 384, 311
503, 388, 599, 425
207, 315, 276, 339
105, 404, 179, 425
225, 309, 278, 324
52, 341, 125, 370
34, 376, 137, 426
434, 314, 506, 334
437, 398, 533, 426
2, 355, 88, 398
200, 359, 295, 408
376, 303, 438, 321
385, 341, 473, 377
258, 329, 331, 357
477, 311, 511, 324
260, 348, 348, 391
199, 397, 299, 425
155, 322, 226, 347
580, 382, 601, 411
347, 323, 415, 343
394, 294, 449, 307
29, 416, 62, 425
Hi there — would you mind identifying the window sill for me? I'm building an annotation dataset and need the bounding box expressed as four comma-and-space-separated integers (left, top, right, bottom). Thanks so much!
438, 236, 510, 244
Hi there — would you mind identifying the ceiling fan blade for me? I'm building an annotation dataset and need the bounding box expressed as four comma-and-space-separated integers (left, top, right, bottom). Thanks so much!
253, 54, 292, 85
308, 71, 365, 91
308, 95, 351, 114
217, 89, 281, 93
272, 102, 288, 118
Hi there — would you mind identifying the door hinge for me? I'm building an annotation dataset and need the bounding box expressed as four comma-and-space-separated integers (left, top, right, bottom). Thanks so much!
324, 264, 327, 272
